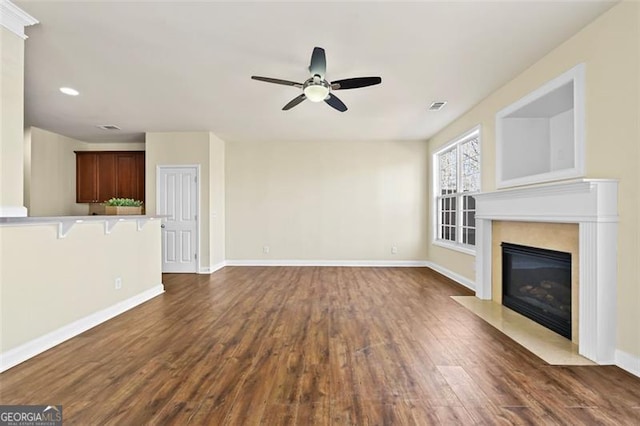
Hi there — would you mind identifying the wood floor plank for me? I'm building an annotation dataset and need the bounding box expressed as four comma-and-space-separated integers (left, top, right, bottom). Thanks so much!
437, 365, 493, 410
1, 266, 639, 424
432, 405, 477, 424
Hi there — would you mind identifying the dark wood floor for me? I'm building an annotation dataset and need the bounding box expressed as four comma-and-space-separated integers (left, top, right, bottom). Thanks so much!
1, 267, 639, 425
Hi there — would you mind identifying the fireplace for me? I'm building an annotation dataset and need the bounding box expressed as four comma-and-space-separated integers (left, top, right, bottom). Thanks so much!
502, 242, 572, 339
474, 179, 618, 364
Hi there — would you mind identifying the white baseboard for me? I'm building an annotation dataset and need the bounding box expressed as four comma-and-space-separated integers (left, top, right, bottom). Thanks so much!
615, 349, 640, 378
211, 261, 226, 273
425, 261, 476, 291
0, 284, 165, 372
198, 261, 226, 274
225, 259, 430, 267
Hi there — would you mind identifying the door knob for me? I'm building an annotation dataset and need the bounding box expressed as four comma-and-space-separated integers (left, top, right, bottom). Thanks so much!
161, 224, 165, 228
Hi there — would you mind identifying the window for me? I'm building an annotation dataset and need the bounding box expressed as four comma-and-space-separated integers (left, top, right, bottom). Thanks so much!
434, 127, 480, 252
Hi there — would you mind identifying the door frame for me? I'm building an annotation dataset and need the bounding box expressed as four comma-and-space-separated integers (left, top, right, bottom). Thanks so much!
156, 164, 201, 273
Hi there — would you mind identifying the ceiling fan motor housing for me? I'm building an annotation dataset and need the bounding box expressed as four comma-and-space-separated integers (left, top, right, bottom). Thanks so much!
303, 77, 331, 102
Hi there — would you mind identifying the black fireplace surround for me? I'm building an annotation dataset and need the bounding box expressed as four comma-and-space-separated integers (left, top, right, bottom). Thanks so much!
502, 243, 572, 339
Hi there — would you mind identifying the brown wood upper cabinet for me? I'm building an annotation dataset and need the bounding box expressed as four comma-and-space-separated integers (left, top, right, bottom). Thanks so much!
75, 151, 145, 203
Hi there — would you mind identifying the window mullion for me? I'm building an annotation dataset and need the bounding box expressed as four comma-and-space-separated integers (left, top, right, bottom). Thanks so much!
436, 153, 441, 240
436, 196, 441, 239
456, 145, 463, 244
457, 194, 463, 245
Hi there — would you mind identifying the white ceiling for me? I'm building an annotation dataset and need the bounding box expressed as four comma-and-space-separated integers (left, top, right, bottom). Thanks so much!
16, 0, 617, 143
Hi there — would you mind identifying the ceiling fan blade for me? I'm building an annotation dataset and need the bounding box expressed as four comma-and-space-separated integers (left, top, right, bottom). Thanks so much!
324, 93, 347, 112
309, 47, 326, 78
252, 76, 303, 88
331, 77, 382, 90
282, 94, 306, 110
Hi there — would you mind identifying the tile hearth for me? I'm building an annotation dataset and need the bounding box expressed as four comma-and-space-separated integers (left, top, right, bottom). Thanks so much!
452, 296, 594, 365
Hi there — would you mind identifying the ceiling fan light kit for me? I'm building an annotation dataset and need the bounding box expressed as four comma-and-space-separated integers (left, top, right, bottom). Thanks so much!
251, 47, 381, 112
303, 77, 330, 102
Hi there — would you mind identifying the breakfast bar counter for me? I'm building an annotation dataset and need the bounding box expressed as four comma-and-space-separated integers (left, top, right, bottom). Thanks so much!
0, 214, 164, 372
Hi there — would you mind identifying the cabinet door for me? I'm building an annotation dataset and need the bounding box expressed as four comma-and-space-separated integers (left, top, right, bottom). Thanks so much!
115, 153, 138, 200
135, 152, 145, 202
76, 153, 98, 203
97, 153, 117, 203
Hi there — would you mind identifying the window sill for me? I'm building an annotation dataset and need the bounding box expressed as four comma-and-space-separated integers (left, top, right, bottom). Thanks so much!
432, 240, 476, 256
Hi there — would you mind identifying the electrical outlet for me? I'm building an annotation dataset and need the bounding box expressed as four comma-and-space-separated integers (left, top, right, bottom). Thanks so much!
115, 277, 122, 290
391, 246, 398, 254
263, 246, 270, 254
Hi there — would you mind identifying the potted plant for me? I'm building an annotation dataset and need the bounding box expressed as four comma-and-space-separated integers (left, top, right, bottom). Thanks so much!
104, 198, 144, 215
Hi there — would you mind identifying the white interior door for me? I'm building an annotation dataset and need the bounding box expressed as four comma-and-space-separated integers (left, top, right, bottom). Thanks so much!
158, 166, 198, 273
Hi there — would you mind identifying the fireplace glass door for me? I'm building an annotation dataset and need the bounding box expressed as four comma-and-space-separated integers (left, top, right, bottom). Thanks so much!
502, 243, 571, 339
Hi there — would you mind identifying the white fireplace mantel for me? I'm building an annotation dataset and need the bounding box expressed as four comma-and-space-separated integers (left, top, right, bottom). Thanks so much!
474, 179, 618, 364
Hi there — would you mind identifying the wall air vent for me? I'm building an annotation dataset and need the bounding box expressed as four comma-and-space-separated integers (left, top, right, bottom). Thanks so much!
428, 101, 447, 111
97, 124, 121, 130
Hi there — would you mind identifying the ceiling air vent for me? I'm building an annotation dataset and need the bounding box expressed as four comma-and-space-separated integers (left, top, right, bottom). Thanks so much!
428, 101, 447, 111
97, 124, 121, 131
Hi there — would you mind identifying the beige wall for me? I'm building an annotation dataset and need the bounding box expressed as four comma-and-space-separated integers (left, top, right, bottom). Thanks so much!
225, 140, 428, 261
26, 127, 144, 216
0, 28, 26, 211
210, 134, 225, 267
0, 220, 162, 352
80, 142, 145, 151
23, 127, 31, 210
427, 2, 640, 357
27, 127, 84, 216
146, 132, 218, 270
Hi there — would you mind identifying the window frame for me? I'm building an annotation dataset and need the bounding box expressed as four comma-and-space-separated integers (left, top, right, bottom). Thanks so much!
432, 125, 481, 255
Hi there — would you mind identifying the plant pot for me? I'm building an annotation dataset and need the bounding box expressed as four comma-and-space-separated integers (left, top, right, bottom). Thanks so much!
104, 206, 142, 215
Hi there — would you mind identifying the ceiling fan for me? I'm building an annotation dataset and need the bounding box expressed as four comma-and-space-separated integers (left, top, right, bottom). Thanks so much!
251, 47, 382, 112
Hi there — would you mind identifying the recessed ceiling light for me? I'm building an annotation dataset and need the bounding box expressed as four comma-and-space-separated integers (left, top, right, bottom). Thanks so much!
429, 101, 447, 111
59, 87, 79, 96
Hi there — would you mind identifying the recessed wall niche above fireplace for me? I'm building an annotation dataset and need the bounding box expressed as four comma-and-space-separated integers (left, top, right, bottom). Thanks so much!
501, 242, 572, 339
495, 63, 585, 188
